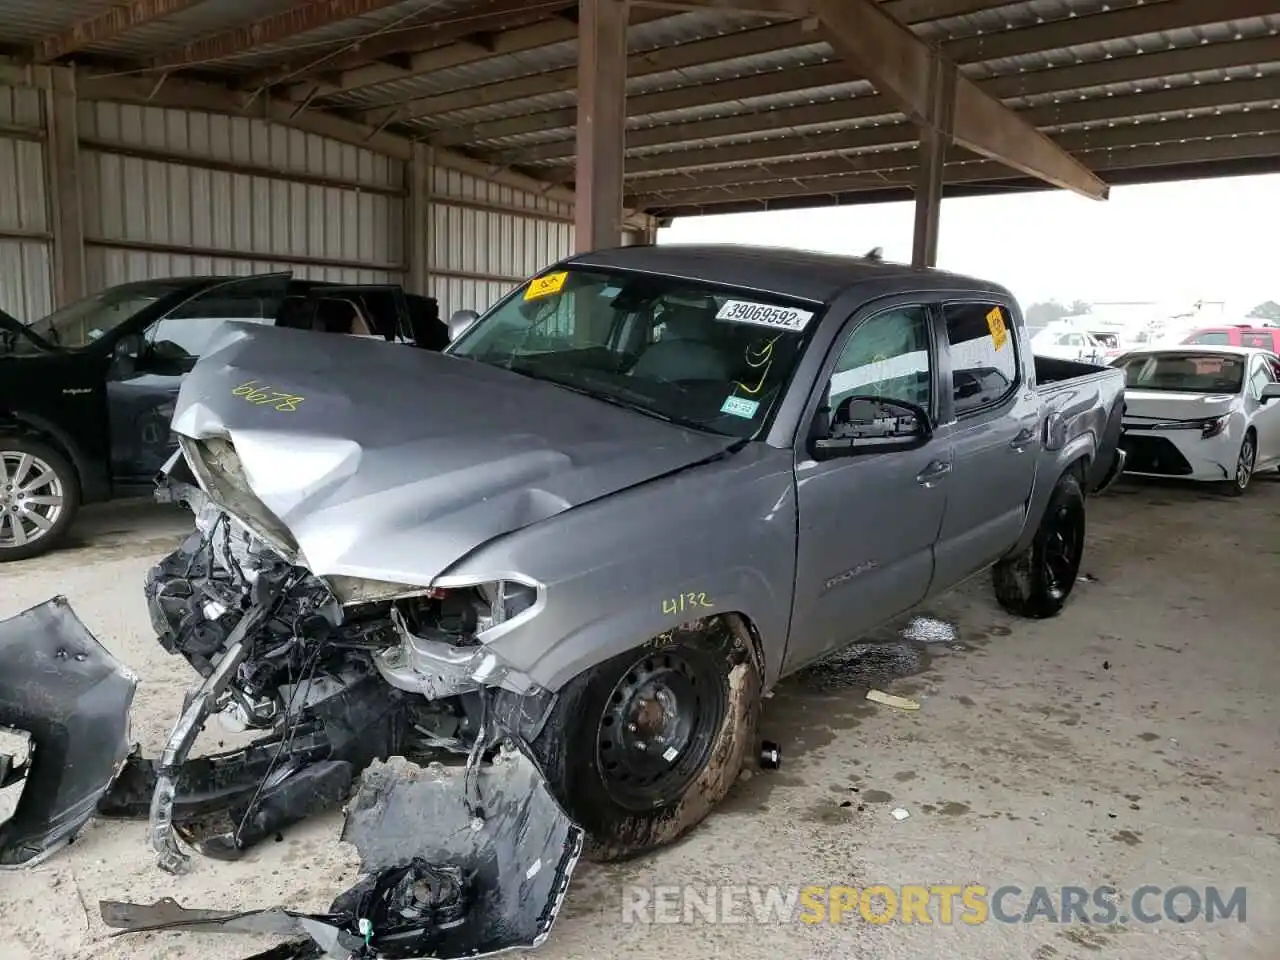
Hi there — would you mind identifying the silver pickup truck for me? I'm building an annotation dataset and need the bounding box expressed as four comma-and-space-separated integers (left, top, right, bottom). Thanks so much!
0, 245, 1125, 956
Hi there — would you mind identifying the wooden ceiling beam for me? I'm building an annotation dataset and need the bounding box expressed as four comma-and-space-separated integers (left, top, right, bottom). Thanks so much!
627, 110, 1280, 199
33, 0, 205, 63
637, 131, 1280, 210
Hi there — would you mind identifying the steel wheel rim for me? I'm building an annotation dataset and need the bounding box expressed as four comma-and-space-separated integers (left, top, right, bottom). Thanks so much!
0, 451, 65, 550
1236, 438, 1254, 490
595, 649, 727, 811
1042, 501, 1083, 601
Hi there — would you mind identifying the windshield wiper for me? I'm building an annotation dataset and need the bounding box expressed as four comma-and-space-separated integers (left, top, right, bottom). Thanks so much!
507, 362, 726, 435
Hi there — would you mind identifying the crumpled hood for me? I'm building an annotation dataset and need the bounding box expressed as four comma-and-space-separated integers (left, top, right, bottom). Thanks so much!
171, 322, 735, 585
1122, 389, 1238, 423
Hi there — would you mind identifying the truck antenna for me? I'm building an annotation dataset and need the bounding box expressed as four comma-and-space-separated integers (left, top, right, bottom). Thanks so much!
864, 246, 884, 261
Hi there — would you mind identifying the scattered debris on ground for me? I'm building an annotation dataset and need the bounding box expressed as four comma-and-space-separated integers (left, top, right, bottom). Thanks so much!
865, 690, 921, 711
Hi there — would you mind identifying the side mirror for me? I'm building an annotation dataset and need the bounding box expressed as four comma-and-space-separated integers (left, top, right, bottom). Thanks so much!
448, 309, 480, 342
109, 333, 143, 377
811, 396, 931, 461
1261, 383, 1280, 403
114, 333, 143, 361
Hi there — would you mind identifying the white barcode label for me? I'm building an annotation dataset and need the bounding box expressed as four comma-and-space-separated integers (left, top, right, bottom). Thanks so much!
716, 299, 814, 332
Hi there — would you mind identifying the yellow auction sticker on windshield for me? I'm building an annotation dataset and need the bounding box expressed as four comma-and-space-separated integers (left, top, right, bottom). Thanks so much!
986, 306, 1009, 351
524, 271, 568, 301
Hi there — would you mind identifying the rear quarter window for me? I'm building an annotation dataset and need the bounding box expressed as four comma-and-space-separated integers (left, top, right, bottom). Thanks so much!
943, 302, 1019, 416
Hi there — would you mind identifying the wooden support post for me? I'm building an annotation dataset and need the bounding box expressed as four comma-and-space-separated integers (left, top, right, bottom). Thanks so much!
44, 67, 86, 306
573, 0, 628, 252
912, 57, 955, 269
407, 142, 432, 296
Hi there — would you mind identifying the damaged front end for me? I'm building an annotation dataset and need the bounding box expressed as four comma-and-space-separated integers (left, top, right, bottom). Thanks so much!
136, 454, 560, 869
0, 597, 136, 867
1, 443, 583, 956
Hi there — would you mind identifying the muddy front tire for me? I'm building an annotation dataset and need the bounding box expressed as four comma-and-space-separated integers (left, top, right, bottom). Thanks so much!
531, 616, 761, 862
992, 472, 1085, 620
0, 437, 81, 563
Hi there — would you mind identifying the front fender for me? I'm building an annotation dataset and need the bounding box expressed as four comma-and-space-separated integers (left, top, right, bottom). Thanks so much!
441, 444, 799, 692
513, 571, 780, 694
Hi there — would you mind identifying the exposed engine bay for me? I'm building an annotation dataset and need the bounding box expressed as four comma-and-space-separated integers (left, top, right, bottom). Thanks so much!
131, 476, 562, 872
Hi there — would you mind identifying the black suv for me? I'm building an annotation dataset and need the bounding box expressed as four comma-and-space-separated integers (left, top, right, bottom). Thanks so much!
0, 272, 447, 561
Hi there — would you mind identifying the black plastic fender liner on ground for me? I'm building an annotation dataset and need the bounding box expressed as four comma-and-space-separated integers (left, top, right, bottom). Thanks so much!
0, 596, 137, 867
101, 745, 585, 959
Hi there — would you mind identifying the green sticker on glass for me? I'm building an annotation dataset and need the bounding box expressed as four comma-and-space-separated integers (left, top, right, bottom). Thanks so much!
721, 396, 760, 419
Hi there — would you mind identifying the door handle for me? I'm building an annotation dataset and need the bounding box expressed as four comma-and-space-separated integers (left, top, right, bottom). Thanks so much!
916, 459, 952, 485
1010, 426, 1037, 452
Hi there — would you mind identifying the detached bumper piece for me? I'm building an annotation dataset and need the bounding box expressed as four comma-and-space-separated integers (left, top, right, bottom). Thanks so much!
101, 746, 585, 960
0, 597, 137, 867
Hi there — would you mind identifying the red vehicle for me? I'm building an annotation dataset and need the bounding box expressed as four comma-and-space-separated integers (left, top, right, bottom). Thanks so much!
1182, 325, 1280, 352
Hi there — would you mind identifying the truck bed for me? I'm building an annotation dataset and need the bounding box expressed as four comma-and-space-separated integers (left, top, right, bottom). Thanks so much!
1034, 354, 1115, 385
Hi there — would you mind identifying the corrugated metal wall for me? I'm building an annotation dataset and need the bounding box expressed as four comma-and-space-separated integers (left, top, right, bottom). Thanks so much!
78, 102, 405, 290
0, 83, 53, 321
427, 165, 574, 319
1, 76, 622, 326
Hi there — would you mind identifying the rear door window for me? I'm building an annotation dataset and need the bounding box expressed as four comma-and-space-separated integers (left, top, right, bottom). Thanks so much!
943, 302, 1019, 416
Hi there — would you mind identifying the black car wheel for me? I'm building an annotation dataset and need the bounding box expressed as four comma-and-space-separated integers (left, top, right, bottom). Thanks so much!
1220, 432, 1255, 497
532, 616, 761, 861
993, 471, 1086, 619
0, 437, 80, 562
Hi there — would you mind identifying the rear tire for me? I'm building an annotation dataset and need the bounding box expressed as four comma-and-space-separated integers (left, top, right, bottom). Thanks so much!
531, 616, 761, 862
1218, 431, 1255, 497
993, 472, 1086, 620
0, 436, 80, 563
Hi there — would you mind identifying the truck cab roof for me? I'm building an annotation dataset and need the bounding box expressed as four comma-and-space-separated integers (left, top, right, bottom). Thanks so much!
568, 243, 1012, 307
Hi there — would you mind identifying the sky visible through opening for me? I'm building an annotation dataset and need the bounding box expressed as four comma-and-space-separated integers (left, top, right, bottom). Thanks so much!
658, 172, 1280, 319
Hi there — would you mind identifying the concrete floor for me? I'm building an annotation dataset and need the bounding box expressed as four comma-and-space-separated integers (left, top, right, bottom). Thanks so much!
0, 480, 1277, 960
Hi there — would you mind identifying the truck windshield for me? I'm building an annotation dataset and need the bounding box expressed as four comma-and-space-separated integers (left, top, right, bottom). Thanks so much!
1116, 352, 1245, 393
448, 268, 820, 438
25, 279, 196, 349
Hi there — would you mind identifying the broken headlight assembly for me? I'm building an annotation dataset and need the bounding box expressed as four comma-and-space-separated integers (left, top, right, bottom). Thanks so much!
371, 577, 546, 701
468, 578, 541, 636
331, 576, 542, 637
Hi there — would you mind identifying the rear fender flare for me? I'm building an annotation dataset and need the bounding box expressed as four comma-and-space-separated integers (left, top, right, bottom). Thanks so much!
1013, 436, 1095, 555
1083, 397, 1125, 492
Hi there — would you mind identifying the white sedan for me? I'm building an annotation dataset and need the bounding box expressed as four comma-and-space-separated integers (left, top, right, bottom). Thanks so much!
1032, 326, 1107, 363
1112, 345, 1280, 495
